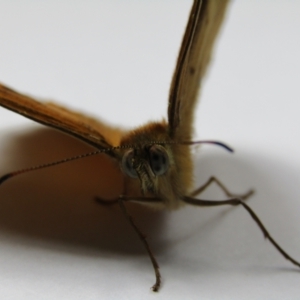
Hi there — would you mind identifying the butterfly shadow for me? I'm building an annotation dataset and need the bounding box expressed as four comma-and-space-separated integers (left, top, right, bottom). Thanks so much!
0, 127, 297, 271
158, 145, 300, 275
0, 126, 169, 260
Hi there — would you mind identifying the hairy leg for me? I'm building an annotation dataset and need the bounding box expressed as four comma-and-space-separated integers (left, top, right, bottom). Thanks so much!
183, 196, 300, 268
118, 199, 161, 291
95, 195, 163, 291
190, 176, 254, 200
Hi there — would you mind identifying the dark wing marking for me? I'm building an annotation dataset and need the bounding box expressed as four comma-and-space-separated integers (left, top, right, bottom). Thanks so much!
168, 0, 230, 140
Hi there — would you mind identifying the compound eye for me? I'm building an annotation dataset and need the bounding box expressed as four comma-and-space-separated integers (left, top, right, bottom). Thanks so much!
121, 149, 138, 178
149, 145, 169, 176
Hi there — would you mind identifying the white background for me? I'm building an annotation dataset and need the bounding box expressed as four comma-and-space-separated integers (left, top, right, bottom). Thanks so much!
0, 1, 300, 299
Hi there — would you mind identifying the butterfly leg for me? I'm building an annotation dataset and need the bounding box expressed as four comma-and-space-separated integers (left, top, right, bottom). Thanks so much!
94, 197, 118, 206
183, 196, 300, 269
94, 195, 161, 206
118, 197, 161, 292
190, 176, 254, 200
95, 194, 162, 290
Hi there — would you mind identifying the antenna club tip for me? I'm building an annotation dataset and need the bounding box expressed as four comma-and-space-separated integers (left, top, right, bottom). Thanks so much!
0, 173, 13, 186
227, 146, 234, 153
217, 143, 234, 153
188, 140, 234, 153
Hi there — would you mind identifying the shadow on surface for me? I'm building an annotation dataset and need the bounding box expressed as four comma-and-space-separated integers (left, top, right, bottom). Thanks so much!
0, 126, 299, 268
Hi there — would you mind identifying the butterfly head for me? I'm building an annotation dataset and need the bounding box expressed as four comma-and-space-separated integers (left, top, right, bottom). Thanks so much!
121, 144, 170, 194
117, 122, 193, 209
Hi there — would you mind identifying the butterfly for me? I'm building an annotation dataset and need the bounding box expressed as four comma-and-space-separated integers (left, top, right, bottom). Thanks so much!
0, 0, 299, 292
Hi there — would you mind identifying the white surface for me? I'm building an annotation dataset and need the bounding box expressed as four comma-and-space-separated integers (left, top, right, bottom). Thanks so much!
0, 1, 300, 299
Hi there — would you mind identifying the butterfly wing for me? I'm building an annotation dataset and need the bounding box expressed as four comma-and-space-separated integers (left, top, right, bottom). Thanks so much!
0, 83, 124, 153
168, 0, 229, 140
0, 1, 230, 209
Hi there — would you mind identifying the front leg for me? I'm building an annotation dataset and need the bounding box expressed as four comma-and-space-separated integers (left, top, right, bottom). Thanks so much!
94, 194, 163, 291
118, 199, 161, 291
94, 196, 118, 206
190, 176, 254, 200
94, 195, 162, 206
182, 196, 300, 269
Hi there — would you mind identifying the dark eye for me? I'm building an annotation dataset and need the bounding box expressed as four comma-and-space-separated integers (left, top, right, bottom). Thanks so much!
149, 145, 169, 176
121, 149, 138, 178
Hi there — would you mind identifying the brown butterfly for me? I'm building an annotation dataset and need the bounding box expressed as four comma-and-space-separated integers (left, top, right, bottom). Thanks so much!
0, 0, 299, 292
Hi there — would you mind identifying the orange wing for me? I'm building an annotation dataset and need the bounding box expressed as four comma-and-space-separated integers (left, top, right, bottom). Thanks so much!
168, 0, 229, 140
0, 83, 124, 153
0, 1, 229, 153
0, 0, 230, 208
